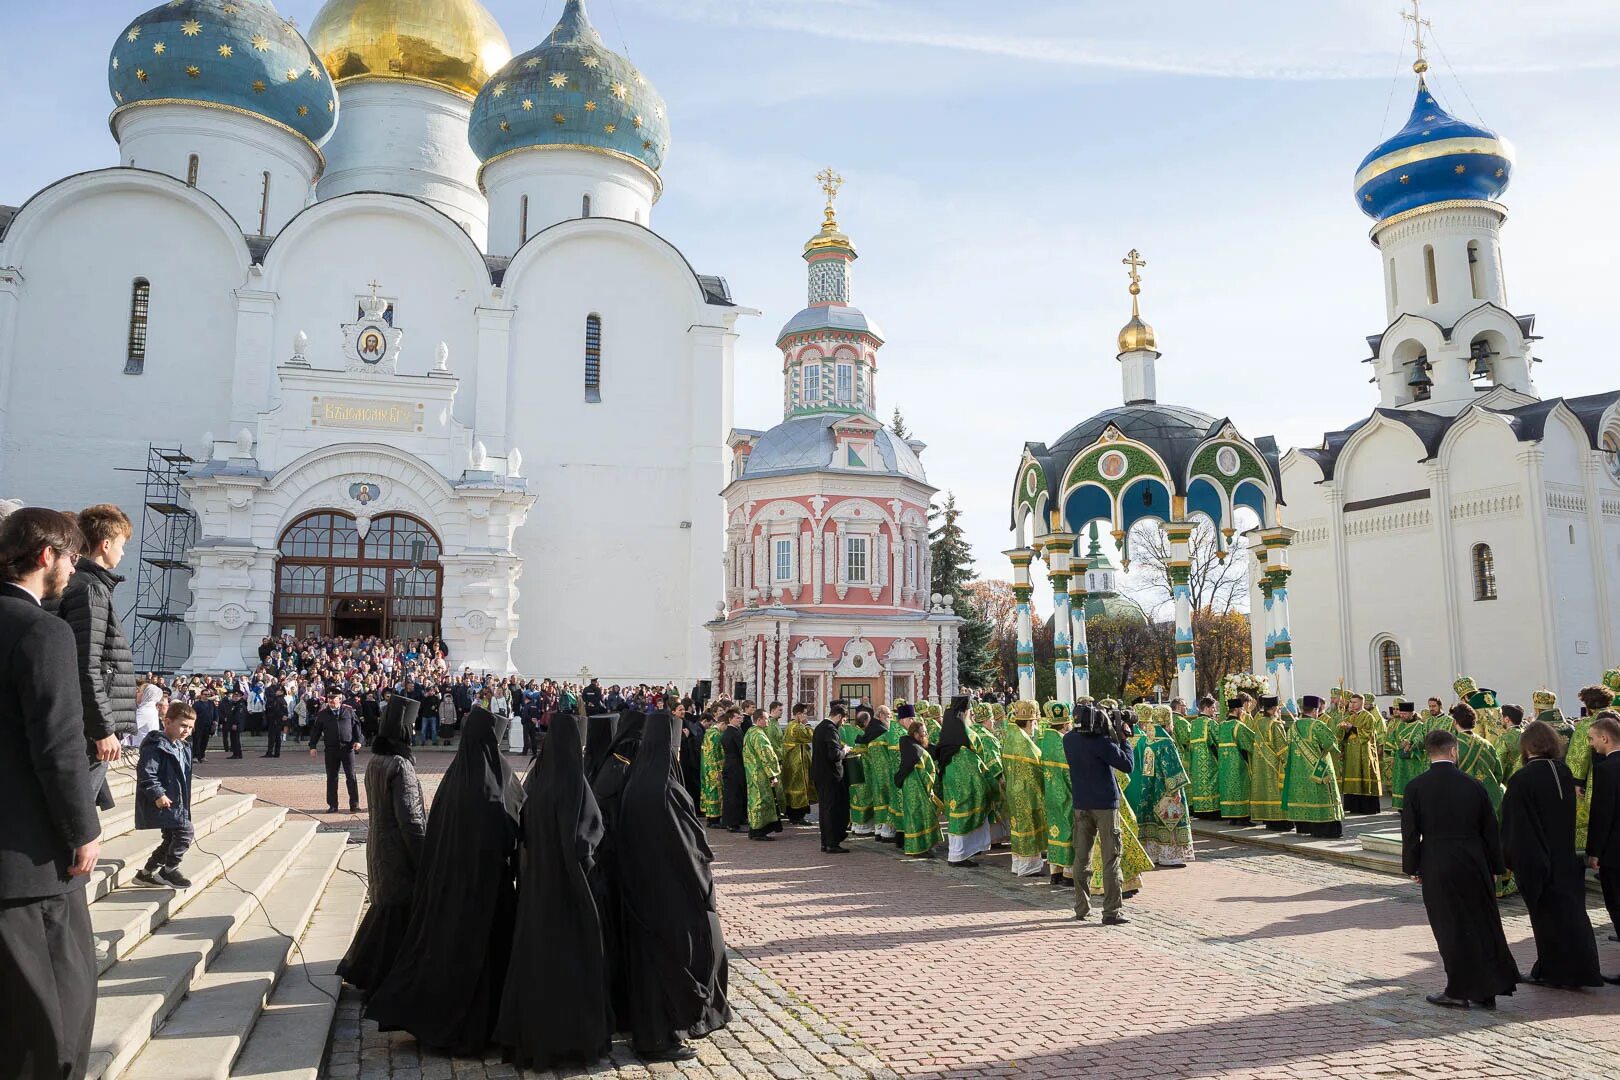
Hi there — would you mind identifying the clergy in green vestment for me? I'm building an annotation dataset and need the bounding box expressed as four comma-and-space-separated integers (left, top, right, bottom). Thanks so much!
1248, 696, 1292, 830
916, 701, 943, 745
1126, 704, 1195, 866
1037, 702, 1075, 886
849, 707, 886, 837
968, 703, 1006, 839
1216, 695, 1255, 823
780, 704, 816, 823
700, 715, 725, 822
742, 721, 784, 839
1386, 700, 1429, 810
1089, 770, 1155, 899
879, 705, 910, 841
894, 720, 942, 857
1001, 701, 1047, 877
939, 698, 992, 867
1568, 677, 1618, 849
1450, 700, 1516, 896
1336, 692, 1386, 814
1280, 694, 1344, 837
765, 701, 787, 758
1497, 701, 1530, 778
1178, 696, 1222, 819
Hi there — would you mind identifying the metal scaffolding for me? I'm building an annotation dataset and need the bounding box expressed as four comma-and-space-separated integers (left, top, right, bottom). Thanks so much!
123, 445, 196, 672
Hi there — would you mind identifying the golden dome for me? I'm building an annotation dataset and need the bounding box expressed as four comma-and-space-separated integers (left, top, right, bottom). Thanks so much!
1118, 313, 1157, 354
309, 0, 512, 101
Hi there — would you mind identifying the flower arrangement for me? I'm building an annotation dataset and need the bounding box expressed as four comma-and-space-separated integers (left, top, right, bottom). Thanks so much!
1219, 671, 1271, 702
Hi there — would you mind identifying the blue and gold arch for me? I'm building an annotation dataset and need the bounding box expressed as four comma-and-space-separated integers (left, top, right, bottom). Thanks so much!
108, 0, 337, 150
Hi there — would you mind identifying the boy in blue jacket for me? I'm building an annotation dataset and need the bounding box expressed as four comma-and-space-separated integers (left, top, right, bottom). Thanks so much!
134, 701, 196, 888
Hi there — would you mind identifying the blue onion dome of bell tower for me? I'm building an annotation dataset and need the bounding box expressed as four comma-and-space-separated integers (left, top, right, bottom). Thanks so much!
468, 0, 668, 177
108, 0, 338, 149
1354, 77, 1512, 221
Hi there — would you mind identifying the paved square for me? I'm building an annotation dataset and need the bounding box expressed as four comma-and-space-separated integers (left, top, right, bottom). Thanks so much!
209, 753, 1620, 1079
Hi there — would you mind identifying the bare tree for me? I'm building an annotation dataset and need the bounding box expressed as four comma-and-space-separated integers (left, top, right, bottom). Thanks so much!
1126, 518, 1249, 617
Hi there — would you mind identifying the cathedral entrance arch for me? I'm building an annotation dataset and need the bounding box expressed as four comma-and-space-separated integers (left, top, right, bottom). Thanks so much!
271, 510, 444, 641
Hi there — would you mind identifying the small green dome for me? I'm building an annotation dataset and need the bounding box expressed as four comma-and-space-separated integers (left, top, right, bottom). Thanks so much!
468, 0, 667, 178
109, 0, 337, 149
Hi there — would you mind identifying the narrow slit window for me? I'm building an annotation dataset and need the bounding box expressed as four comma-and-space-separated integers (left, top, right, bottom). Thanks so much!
1472, 543, 1497, 601
1467, 241, 1484, 299
582, 193, 592, 218
125, 278, 150, 375
258, 171, 271, 235
1378, 639, 1403, 695
584, 314, 602, 402
1423, 244, 1438, 305
520, 195, 529, 245
186, 154, 199, 187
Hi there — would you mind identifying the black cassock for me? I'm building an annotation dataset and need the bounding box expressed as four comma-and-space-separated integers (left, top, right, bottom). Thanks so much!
585, 712, 618, 782
1401, 761, 1520, 1002
810, 717, 849, 850
590, 710, 645, 1025
365, 707, 523, 1054
495, 713, 612, 1067
719, 724, 746, 829
680, 716, 705, 810
1500, 757, 1603, 987
616, 711, 731, 1055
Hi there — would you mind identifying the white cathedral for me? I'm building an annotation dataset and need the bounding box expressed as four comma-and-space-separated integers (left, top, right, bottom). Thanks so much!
1264, 49, 1620, 708
0, 0, 744, 681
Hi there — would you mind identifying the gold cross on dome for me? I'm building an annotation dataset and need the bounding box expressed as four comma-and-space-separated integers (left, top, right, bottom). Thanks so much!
1122, 249, 1146, 293
816, 167, 845, 230
1402, 0, 1432, 74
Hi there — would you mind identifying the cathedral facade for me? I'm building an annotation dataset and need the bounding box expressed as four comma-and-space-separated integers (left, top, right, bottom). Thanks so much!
0, 0, 742, 680
1268, 56, 1620, 707
708, 180, 961, 716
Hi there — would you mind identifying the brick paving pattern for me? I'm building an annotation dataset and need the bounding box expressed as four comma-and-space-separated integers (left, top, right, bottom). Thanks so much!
214, 755, 1620, 1079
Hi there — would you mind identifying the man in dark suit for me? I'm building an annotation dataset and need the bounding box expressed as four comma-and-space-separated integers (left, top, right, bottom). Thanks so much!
219, 688, 246, 759
1401, 727, 1520, 1008
811, 704, 850, 854
309, 691, 363, 813
0, 507, 102, 1079
1585, 712, 1620, 982
190, 685, 218, 760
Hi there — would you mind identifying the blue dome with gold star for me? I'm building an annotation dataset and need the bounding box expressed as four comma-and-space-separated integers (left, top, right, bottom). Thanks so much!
1354, 78, 1512, 221
468, 0, 667, 177
109, 0, 338, 150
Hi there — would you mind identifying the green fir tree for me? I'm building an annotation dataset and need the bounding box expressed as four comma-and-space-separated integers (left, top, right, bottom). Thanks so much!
890, 406, 910, 440
929, 492, 995, 689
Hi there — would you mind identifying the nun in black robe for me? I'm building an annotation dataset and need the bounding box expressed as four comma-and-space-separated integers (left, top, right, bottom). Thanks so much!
365, 706, 523, 1055
719, 718, 747, 831
616, 711, 731, 1060
589, 709, 645, 1025
585, 711, 618, 782
1500, 737, 1603, 989
495, 711, 612, 1067
338, 695, 425, 994
679, 707, 705, 811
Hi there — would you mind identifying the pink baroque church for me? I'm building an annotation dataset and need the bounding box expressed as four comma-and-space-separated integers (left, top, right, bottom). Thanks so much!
707, 173, 962, 714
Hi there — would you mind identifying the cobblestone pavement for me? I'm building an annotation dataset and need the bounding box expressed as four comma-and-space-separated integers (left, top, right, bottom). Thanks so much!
218, 758, 1620, 1079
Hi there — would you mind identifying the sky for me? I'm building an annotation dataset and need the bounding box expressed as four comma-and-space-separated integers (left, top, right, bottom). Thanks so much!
4, 0, 1620, 612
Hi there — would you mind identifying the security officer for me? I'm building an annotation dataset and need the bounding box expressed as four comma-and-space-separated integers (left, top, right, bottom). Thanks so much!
308, 691, 363, 813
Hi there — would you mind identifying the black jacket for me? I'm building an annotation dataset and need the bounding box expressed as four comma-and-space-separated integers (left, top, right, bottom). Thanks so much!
0, 584, 102, 900
191, 697, 218, 735
1588, 749, 1620, 866
134, 731, 193, 830
53, 560, 136, 745
1062, 728, 1134, 810
811, 718, 845, 787
310, 705, 363, 752
1401, 760, 1505, 878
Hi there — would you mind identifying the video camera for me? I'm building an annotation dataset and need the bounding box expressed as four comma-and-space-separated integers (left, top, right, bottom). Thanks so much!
1073, 702, 1132, 741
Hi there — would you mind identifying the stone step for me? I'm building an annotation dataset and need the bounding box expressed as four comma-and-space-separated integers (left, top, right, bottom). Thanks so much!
88, 793, 255, 903
107, 767, 136, 799
92, 807, 290, 974
119, 833, 350, 1080
88, 818, 319, 1080
228, 844, 368, 1080
99, 777, 224, 843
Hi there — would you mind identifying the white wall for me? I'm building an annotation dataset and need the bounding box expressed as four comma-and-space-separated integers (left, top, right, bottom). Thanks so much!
483, 148, 658, 259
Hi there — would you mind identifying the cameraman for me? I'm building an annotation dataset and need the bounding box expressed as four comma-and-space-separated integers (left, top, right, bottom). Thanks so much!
1063, 703, 1135, 925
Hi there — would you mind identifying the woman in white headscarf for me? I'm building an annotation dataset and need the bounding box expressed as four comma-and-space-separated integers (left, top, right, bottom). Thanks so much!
133, 680, 163, 739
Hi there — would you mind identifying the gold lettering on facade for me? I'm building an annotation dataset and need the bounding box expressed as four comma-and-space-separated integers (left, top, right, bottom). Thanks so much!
311, 397, 423, 432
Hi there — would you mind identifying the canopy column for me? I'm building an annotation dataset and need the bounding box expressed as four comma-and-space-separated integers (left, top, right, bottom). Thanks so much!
1006, 547, 1036, 700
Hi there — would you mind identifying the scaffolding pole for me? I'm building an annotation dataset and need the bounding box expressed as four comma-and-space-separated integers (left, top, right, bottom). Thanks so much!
121, 445, 196, 673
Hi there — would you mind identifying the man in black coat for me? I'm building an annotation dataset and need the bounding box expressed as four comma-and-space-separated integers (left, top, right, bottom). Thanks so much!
811, 704, 850, 854
1063, 706, 1135, 925
52, 504, 136, 812
219, 688, 246, 759
0, 507, 102, 1080
1585, 712, 1620, 981
191, 686, 218, 760
309, 691, 364, 813
1401, 727, 1520, 1008
719, 708, 747, 832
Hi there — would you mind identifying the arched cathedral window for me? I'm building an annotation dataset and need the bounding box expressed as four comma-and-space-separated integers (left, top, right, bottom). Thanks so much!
1377, 638, 1403, 696
125, 278, 150, 375
1423, 244, 1438, 305
186, 154, 199, 187
582, 193, 592, 218
584, 314, 602, 402
1472, 543, 1497, 601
